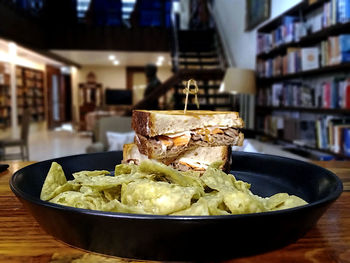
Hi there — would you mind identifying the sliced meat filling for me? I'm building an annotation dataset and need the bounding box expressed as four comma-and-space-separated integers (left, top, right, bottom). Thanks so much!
135, 127, 242, 161
190, 127, 241, 147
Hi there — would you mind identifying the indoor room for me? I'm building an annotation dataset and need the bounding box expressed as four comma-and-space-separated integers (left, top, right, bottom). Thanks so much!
0, 0, 348, 161
0, 0, 349, 262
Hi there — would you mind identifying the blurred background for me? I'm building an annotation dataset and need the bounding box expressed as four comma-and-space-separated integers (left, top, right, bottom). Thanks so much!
0, 0, 349, 162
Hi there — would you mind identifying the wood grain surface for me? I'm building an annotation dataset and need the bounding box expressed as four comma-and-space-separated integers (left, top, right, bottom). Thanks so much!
0, 160, 349, 263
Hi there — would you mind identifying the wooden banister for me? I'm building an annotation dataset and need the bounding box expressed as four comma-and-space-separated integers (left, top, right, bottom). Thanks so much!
128, 69, 224, 113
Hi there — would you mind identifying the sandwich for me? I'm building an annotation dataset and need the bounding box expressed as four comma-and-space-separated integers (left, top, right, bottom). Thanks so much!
123, 143, 231, 173
132, 110, 244, 163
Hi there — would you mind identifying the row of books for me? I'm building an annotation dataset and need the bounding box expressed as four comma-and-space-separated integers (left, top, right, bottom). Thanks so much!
257, 78, 350, 109
323, 0, 350, 27
17, 106, 44, 115
257, 16, 304, 54
320, 34, 350, 66
256, 34, 350, 78
316, 116, 350, 155
256, 114, 350, 157
0, 107, 10, 119
256, 114, 317, 148
257, 0, 350, 54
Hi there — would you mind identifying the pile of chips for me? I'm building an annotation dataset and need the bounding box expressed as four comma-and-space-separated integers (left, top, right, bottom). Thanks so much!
40, 160, 307, 216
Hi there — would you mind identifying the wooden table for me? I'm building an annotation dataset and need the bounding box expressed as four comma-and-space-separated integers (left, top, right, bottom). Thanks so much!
0, 161, 349, 263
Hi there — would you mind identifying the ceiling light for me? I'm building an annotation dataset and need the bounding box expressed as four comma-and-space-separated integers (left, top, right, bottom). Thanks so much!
8, 42, 17, 56
113, 60, 120, 65
109, 55, 116, 60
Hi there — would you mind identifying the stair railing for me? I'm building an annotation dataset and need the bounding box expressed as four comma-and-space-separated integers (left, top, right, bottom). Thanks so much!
125, 69, 224, 115
207, 1, 230, 69
170, 4, 180, 72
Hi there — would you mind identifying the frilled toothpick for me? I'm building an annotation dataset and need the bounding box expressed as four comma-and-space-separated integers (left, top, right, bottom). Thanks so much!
183, 79, 199, 114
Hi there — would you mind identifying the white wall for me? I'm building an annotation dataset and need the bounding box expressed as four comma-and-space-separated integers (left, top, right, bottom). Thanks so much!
77, 66, 172, 89
213, 0, 302, 69
77, 66, 127, 89
73, 65, 173, 120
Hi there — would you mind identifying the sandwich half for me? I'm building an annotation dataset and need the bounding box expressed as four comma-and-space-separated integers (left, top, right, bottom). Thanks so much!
132, 110, 244, 162
123, 143, 231, 173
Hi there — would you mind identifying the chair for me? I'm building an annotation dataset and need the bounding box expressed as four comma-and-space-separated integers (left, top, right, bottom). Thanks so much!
0, 109, 31, 161
85, 115, 132, 153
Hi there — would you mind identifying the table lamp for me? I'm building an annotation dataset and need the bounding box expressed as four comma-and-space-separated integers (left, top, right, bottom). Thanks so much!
219, 68, 256, 129
219, 67, 256, 95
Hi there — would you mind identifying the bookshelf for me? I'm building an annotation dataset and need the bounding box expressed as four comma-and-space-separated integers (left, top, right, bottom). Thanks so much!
16, 66, 45, 122
0, 62, 11, 128
255, 0, 350, 159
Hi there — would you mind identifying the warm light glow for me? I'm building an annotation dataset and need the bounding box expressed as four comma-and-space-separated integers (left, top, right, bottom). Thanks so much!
109, 55, 116, 60
113, 60, 120, 65
0, 51, 10, 63
60, 66, 71, 74
8, 42, 17, 57
157, 56, 164, 61
156, 61, 162, 66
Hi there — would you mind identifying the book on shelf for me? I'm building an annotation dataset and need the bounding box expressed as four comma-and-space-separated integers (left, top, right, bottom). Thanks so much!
344, 128, 350, 156
305, 7, 323, 33
282, 16, 300, 43
337, 0, 350, 24
301, 47, 319, 71
324, 34, 350, 65
272, 83, 283, 106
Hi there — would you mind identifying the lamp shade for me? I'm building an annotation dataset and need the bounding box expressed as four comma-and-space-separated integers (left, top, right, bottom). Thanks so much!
219, 68, 256, 94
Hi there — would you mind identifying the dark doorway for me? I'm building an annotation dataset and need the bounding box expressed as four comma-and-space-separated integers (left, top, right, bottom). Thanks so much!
46, 65, 72, 129
63, 74, 72, 122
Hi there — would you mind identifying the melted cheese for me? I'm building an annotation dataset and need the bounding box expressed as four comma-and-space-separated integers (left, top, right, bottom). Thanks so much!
158, 127, 229, 148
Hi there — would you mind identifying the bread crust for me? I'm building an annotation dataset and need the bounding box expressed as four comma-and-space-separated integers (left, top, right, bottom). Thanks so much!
132, 110, 152, 137
132, 110, 244, 137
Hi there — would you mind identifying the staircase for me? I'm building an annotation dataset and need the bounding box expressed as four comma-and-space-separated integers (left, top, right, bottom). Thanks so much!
177, 29, 223, 70
131, 2, 233, 113
170, 22, 232, 111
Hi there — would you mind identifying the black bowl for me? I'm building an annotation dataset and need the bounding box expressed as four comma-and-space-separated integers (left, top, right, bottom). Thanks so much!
10, 151, 342, 261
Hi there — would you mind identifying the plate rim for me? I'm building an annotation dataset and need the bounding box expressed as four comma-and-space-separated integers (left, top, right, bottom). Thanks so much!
9, 151, 343, 221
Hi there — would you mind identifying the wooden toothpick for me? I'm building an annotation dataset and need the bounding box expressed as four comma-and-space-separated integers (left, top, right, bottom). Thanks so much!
183, 79, 199, 114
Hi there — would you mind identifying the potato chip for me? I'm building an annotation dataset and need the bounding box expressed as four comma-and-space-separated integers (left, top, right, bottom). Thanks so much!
203, 192, 230, 215
73, 170, 110, 178
139, 160, 204, 190
103, 186, 122, 201
102, 199, 147, 214
114, 163, 138, 176
223, 191, 266, 214
41, 162, 67, 201
121, 179, 200, 215
171, 197, 209, 216
41, 160, 308, 216
50, 191, 106, 210
48, 181, 80, 201
265, 193, 290, 210
73, 172, 146, 191
270, 195, 308, 211
201, 167, 236, 192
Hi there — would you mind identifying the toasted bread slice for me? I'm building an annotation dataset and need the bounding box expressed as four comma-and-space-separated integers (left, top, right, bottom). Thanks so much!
122, 143, 231, 173
132, 110, 244, 137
